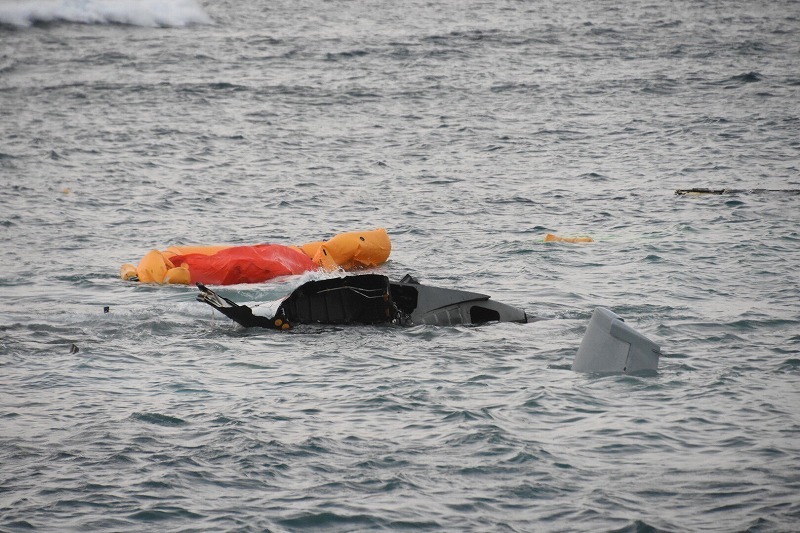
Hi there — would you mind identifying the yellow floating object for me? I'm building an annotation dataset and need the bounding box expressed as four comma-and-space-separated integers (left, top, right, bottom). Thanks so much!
121, 229, 392, 285
310, 228, 392, 271
120, 263, 138, 281
544, 233, 594, 244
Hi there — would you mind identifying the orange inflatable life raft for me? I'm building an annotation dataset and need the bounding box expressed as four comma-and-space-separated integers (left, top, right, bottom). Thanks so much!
120, 228, 391, 285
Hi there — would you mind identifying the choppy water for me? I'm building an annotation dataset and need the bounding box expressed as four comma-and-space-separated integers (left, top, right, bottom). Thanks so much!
2, 0, 799, 531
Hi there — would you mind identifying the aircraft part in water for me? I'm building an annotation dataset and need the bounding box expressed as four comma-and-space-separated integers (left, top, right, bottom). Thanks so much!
196, 274, 531, 329
197, 275, 659, 374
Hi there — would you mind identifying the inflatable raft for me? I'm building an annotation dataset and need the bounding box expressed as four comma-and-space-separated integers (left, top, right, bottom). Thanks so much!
120, 228, 391, 285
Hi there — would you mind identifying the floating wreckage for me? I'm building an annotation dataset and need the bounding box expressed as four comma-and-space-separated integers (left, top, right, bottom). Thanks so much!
572, 307, 661, 374
196, 273, 529, 329
197, 274, 661, 374
675, 188, 800, 196
120, 229, 391, 285
543, 233, 594, 243
122, 227, 660, 373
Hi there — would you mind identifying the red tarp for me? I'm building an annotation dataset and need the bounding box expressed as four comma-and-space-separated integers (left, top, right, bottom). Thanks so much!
169, 244, 316, 285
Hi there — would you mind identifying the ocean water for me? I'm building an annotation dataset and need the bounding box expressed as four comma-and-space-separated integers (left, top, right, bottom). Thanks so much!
1, 0, 799, 531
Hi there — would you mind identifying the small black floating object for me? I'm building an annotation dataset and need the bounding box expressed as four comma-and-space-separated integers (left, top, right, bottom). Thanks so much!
675, 188, 728, 195
70, 344, 79, 354
103, 306, 110, 313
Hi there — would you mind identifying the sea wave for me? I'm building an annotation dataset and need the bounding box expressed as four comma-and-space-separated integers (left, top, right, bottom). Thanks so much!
0, 0, 212, 28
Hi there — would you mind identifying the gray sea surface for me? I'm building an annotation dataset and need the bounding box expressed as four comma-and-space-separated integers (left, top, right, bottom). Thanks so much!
1, 0, 799, 531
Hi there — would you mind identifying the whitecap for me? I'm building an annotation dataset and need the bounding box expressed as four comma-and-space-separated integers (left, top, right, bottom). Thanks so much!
0, 0, 213, 28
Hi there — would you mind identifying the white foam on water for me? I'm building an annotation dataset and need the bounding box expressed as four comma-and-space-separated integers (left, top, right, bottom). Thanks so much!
0, 0, 213, 28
